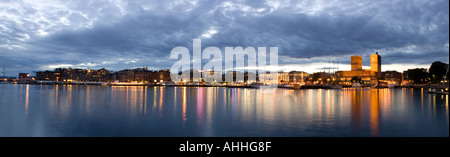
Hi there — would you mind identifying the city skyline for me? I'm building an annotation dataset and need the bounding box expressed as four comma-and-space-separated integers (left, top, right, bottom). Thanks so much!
2, 52, 446, 78
0, 0, 449, 76
9, 53, 447, 89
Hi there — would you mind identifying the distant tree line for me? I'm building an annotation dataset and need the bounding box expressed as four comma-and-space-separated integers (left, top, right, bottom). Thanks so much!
406, 61, 449, 84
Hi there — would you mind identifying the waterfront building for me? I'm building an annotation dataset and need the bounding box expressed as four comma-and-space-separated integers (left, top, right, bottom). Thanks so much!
336, 52, 381, 84
259, 72, 278, 84
225, 71, 244, 83
370, 53, 382, 77
173, 69, 191, 83
243, 72, 256, 83
36, 68, 110, 82
134, 71, 151, 82
91, 68, 110, 82
204, 70, 222, 83
351, 56, 362, 71
380, 71, 402, 85
19, 73, 32, 82
112, 69, 133, 82
309, 72, 335, 84
36, 70, 60, 81
154, 69, 171, 83
219, 71, 256, 83
288, 71, 309, 84
278, 72, 290, 84
181, 69, 202, 83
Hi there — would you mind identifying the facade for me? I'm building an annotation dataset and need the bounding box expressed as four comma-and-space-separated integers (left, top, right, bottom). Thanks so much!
351, 56, 362, 71
36, 69, 64, 81
402, 70, 411, 82
154, 69, 171, 83
112, 69, 133, 82
204, 70, 222, 83
36, 70, 57, 81
259, 72, 278, 84
91, 68, 109, 82
183, 69, 202, 82
336, 70, 377, 82
19, 73, 32, 81
176, 69, 191, 83
134, 72, 151, 82
381, 71, 402, 85
218, 71, 257, 83
278, 72, 289, 84
336, 52, 382, 84
19, 73, 29, 79
35, 67, 173, 83
289, 71, 309, 84
36, 68, 111, 82
370, 52, 381, 77
225, 71, 242, 83
131, 67, 152, 82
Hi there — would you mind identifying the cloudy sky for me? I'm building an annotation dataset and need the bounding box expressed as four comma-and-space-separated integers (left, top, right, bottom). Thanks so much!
0, 0, 448, 76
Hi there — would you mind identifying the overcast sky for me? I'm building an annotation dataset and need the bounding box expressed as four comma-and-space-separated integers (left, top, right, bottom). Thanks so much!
0, 0, 448, 76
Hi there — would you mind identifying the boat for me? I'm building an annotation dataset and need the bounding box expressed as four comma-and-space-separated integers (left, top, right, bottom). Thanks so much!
278, 84, 294, 88
203, 82, 225, 87
388, 84, 395, 88
330, 85, 343, 89
250, 83, 268, 88
352, 83, 361, 88
371, 83, 389, 88
101, 82, 111, 86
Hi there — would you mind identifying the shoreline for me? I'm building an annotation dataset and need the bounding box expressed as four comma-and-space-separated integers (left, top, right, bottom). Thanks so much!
1, 82, 447, 92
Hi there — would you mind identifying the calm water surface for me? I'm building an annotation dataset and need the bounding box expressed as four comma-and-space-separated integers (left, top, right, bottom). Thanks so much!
0, 84, 448, 137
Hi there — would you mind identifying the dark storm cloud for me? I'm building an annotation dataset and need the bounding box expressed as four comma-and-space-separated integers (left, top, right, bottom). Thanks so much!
0, 0, 448, 75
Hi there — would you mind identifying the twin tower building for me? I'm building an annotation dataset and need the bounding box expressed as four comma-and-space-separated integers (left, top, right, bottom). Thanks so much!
337, 52, 381, 83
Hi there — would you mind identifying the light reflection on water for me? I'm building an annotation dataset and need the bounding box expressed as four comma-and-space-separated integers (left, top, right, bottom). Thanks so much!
0, 84, 448, 137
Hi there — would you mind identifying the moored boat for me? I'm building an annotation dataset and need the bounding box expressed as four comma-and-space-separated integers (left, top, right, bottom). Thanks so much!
352, 83, 361, 88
